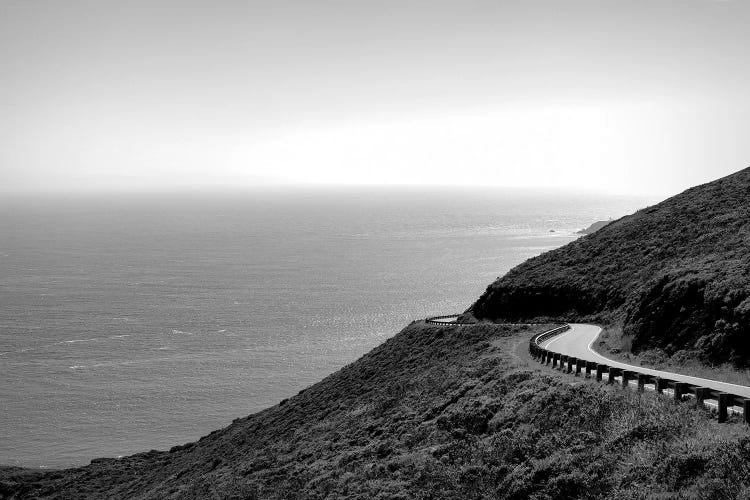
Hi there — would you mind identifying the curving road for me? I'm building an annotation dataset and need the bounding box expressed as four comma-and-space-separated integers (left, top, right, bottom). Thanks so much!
539, 323, 750, 399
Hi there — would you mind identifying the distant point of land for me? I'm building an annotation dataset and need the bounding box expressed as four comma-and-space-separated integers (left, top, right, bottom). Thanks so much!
577, 219, 613, 235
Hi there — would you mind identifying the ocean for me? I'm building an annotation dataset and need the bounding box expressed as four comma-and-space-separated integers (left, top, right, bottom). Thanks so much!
0, 187, 654, 468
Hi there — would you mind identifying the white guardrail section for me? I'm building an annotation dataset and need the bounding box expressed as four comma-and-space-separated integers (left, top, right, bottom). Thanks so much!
425, 315, 471, 325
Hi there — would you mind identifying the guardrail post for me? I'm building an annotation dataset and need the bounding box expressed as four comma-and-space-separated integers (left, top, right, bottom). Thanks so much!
655, 377, 667, 394
560, 355, 568, 371
567, 357, 575, 373
636, 374, 646, 392
694, 387, 708, 407
596, 364, 606, 382
743, 399, 750, 425
718, 393, 729, 423
673, 382, 686, 402
621, 370, 630, 389
574, 358, 582, 376
584, 361, 593, 378
607, 367, 620, 385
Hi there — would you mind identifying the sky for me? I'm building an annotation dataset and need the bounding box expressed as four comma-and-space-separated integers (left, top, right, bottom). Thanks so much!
1, 0, 749, 196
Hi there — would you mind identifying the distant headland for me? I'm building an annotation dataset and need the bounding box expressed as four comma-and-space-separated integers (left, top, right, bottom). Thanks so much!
577, 219, 613, 235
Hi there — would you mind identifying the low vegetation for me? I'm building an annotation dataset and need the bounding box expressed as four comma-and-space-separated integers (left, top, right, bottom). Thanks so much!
3, 322, 749, 499
470, 167, 750, 366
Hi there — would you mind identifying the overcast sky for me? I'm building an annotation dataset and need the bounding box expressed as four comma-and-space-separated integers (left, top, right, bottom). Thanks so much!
1, 0, 749, 195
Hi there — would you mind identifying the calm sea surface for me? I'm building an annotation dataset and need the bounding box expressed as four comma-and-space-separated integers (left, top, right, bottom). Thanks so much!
0, 188, 654, 467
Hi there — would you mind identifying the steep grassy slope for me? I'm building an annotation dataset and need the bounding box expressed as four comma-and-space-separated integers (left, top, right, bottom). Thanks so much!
3, 322, 750, 499
470, 167, 750, 365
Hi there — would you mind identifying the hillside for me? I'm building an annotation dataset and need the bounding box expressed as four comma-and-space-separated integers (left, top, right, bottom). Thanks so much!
3, 322, 749, 499
470, 167, 750, 366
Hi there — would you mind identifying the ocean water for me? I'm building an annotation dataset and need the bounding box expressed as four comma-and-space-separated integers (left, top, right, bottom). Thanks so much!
0, 188, 654, 468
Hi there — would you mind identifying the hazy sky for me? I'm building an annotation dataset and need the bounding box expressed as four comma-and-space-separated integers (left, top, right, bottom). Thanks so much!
2, 0, 749, 195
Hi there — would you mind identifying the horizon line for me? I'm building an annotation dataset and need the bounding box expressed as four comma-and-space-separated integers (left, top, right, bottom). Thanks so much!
0, 183, 673, 199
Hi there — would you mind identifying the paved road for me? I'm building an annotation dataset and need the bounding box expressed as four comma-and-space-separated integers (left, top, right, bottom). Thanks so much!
540, 323, 750, 399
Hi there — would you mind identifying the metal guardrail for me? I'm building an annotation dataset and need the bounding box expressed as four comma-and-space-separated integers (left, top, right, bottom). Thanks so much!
530, 324, 571, 344
425, 315, 474, 325
529, 325, 750, 424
